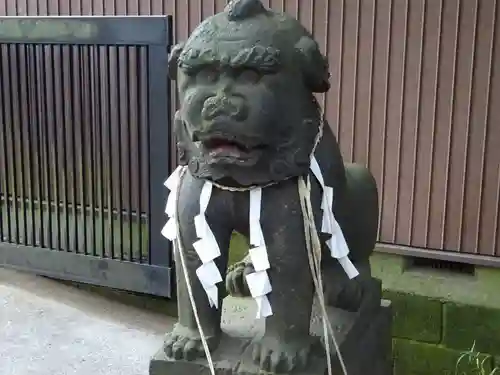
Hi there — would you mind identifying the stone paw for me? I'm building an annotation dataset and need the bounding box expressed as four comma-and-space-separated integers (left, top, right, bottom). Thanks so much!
225, 260, 254, 297
163, 324, 219, 361
252, 335, 314, 373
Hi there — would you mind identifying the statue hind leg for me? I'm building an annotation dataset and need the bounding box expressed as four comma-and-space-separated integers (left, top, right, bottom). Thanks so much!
322, 162, 381, 312
226, 163, 380, 309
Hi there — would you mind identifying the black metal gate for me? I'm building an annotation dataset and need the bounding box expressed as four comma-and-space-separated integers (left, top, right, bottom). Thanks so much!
0, 16, 175, 297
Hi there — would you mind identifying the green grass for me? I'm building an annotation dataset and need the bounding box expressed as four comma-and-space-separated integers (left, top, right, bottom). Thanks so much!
228, 231, 249, 266
455, 343, 499, 375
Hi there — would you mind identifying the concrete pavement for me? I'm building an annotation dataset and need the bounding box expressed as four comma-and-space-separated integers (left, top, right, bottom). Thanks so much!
0, 268, 259, 375
0, 268, 173, 375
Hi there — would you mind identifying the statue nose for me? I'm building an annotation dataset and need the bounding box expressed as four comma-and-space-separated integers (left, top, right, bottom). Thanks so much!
201, 94, 248, 121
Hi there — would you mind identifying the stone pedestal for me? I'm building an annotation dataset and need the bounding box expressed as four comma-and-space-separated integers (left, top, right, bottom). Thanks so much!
149, 298, 392, 375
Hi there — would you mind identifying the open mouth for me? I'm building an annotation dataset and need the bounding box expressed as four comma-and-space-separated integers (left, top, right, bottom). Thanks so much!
201, 136, 266, 163
203, 138, 251, 154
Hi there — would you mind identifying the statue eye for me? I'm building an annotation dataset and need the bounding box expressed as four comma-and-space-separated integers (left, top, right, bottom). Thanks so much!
236, 68, 261, 84
197, 66, 219, 84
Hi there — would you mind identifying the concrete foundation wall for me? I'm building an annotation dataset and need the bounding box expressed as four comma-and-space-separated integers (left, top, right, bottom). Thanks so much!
371, 252, 500, 374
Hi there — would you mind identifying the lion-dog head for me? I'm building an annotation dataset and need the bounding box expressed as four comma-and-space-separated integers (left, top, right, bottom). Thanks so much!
169, 0, 331, 187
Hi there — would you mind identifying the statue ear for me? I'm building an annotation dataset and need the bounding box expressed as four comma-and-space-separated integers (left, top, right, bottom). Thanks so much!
168, 42, 185, 81
294, 36, 330, 93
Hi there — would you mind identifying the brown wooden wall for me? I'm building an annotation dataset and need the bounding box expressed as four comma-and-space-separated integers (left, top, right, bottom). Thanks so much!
1, 0, 499, 259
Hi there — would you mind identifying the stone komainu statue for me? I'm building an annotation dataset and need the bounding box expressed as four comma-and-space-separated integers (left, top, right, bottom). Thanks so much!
159, 0, 384, 374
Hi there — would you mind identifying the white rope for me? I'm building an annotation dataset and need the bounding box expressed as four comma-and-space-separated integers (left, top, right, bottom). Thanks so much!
298, 175, 349, 375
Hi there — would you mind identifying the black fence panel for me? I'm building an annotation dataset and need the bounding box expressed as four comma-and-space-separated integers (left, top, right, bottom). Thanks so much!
0, 16, 174, 297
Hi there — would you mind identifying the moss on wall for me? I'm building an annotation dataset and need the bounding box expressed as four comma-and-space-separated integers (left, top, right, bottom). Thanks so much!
371, 252, 500, 375
393, 339, 494, 375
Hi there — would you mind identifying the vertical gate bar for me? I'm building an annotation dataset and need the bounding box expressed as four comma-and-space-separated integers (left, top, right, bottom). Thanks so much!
74, 46, 84, 254
126, 46, 134, 261
68, 46, 78, 253
458, 0, 479, 252
93, 46, 103, 257
106, 45, 115, 258
425, 0, 444, 247
86, 44, 96, 256
26, 44, 37, 246
147, 41, 172, 267
61, 45, 71, 252
6, 46, 17, 243
96, 46, 105, 257
408, 0, 427, 244
26, 44, 37, 247
116, 46, 124, 261
41, 44, 53, 249
9, 45, 20, 243
0, 45, 9, 242
441, 0, 462, 248
52, 45, 62, 250
13, 44, 23, 244
85, 46, 93, 253
136, 46, 144, 263
17, 44, 28, 245
96, 46, 111, 257
35, 45, 46, 248
30, 44, 38, 245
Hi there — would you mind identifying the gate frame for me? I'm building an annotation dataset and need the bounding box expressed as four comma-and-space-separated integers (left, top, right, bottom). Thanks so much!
0, 16, 175, 297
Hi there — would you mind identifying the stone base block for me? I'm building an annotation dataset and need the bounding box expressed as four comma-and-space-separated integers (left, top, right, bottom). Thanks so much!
149, 299, 392, 375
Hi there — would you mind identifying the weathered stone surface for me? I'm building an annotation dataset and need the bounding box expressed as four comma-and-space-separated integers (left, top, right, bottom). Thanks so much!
150, 299, 392, 375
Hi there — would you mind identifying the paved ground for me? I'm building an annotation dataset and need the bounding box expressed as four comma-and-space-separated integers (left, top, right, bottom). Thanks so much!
0, 268, 174, 375
0, 268, 260, 375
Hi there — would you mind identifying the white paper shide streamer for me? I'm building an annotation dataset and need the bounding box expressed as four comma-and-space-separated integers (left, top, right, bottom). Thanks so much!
161, 167, 223, 308
245, 188, 273, 319
161, 166, 183, 242
309, 157, 359, 279
193, 181, 224, 307
161, 154, 356, 321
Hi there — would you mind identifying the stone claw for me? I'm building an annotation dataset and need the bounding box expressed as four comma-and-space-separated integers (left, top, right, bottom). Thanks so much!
251, 334, 314, 373
225, 260, 254, 297
163, 323, 219, 361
